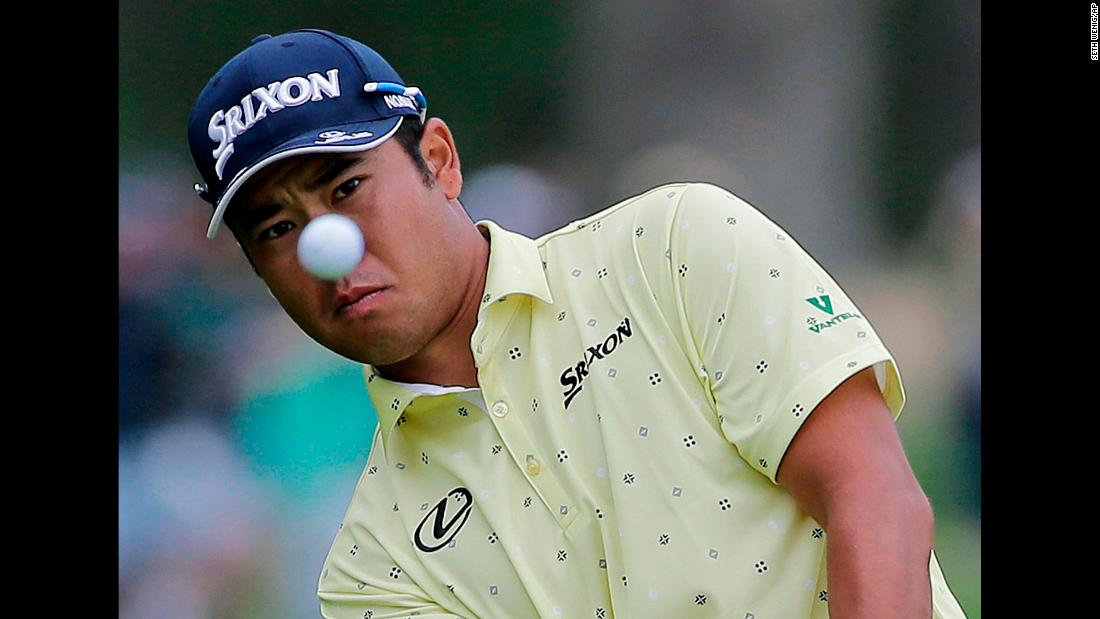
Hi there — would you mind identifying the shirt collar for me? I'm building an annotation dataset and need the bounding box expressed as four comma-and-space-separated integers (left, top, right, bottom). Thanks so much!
474, 219, 554, 311
364, 219, 553, 449
361, 367, 415, 450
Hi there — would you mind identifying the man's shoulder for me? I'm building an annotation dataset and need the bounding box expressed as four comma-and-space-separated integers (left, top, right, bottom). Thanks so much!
533, 181, 735, 249
517, 182, 746, 326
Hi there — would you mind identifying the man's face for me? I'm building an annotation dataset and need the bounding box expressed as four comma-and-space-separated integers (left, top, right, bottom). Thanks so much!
227, 134, 470, 366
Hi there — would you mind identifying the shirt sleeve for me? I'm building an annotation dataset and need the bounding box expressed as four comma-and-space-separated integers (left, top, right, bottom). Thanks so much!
318, 581, 460, 619
317, 516, 466, 619
660, 183, 906, 484
316, 433, 468, 619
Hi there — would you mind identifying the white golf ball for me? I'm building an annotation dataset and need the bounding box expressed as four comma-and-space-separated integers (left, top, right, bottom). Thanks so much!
297, 213, 365, 280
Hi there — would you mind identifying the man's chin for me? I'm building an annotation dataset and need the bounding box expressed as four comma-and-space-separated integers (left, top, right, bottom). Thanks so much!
342, 339, 421, 368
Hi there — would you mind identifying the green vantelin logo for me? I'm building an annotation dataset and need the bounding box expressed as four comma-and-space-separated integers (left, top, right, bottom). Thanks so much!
805, 294, 863, 334
806, 295, 834, 315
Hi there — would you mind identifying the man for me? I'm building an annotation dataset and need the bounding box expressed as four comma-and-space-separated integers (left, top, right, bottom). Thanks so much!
188, 29, 966, 618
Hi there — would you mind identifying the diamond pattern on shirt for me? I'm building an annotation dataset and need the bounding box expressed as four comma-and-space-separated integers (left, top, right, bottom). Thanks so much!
317, 183, 933, 619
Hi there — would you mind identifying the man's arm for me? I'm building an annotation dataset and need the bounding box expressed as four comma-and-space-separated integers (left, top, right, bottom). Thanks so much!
319, 585, 461, 619
317, 431, 468, 619
646, 183, 946, 614
776, 367, 934, 619
318, 531, 465, 619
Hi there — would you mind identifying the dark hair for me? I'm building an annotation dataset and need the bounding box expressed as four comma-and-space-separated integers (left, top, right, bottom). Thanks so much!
225, 114, 435, 274
393, 115, 435, 188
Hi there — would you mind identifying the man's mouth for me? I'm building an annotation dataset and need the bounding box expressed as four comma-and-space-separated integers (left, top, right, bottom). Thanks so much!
335, 286, 389, 317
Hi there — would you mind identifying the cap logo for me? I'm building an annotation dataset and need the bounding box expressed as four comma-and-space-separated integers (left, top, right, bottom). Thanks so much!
207, 68, 342, 179
315, 129, 375, 145
382, 94, 416, 111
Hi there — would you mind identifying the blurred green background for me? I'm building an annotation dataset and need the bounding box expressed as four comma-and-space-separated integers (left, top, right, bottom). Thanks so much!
120, 2, 980, 617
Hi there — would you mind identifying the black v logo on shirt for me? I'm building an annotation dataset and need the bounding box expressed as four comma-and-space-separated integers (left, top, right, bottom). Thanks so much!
414, 487, 474, 553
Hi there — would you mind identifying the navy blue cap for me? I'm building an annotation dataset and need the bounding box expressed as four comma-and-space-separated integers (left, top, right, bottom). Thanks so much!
187, 29, 427, 239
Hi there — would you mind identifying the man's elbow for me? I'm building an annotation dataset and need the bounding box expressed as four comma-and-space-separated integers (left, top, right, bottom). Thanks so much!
905, 487, 935, 549
852, 475, 935, 555
876, 478, 934, 546
825, 476, 935, 547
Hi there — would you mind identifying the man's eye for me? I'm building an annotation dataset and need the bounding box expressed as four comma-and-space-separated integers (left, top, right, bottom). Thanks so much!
258, 220, 296, 241
333, 177, 362, 201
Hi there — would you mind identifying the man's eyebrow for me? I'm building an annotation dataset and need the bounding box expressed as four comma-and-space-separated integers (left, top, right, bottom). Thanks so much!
232, 154, 374, 235
306, 154, 370, 191
233, 202, 283, 236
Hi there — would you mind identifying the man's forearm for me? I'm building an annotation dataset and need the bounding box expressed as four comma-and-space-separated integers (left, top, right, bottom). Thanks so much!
822, 486, 934, 619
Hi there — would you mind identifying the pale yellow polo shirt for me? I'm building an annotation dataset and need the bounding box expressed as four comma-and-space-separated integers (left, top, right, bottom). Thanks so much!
317, 182, 966, 618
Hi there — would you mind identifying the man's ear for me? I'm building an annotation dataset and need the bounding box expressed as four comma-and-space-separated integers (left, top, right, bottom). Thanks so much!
420, 117, 462, 200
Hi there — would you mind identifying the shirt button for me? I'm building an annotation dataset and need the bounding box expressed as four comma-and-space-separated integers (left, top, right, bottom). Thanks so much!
491, 400, 509, 418
526, 454, 541, 476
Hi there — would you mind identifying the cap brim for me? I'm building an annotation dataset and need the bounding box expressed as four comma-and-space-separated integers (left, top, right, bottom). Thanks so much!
206, 115, 405, 239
